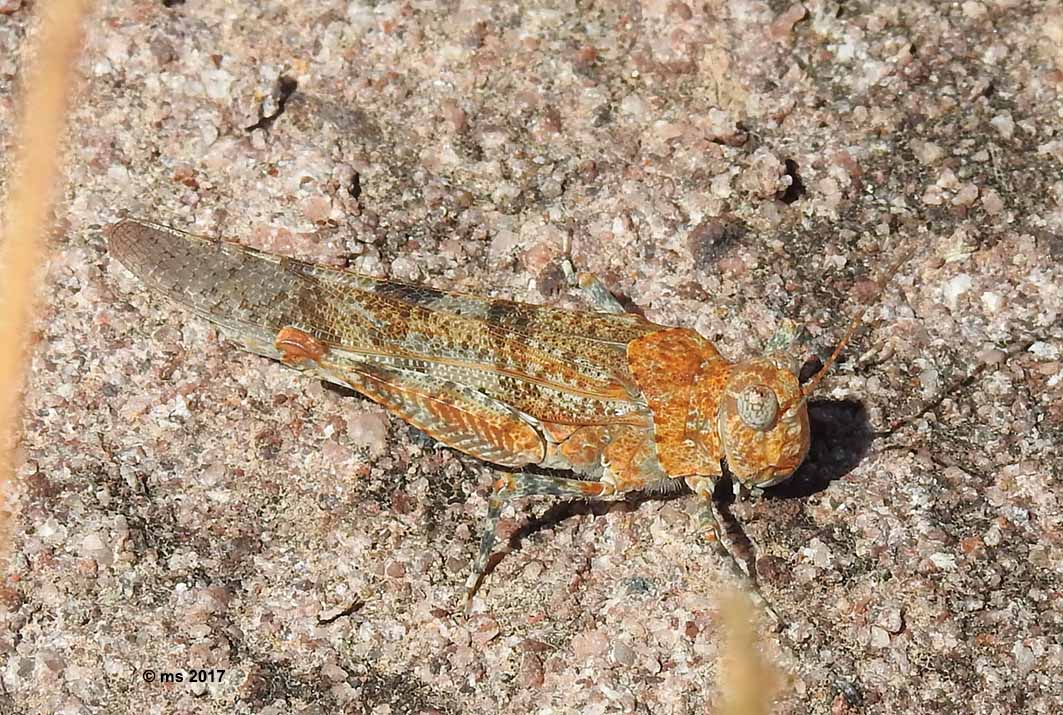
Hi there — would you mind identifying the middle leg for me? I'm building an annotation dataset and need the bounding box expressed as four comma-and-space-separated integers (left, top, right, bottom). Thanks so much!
559, 249, 627, 314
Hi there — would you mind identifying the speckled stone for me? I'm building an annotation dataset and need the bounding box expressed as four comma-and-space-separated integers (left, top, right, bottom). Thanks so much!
3, 1, 1062, 714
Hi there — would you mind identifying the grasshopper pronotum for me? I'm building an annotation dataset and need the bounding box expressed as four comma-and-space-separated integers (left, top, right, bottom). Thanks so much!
108, 217, 912, 612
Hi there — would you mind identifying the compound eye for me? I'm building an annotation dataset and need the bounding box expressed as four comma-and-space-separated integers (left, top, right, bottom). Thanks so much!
736, 384, 778, 431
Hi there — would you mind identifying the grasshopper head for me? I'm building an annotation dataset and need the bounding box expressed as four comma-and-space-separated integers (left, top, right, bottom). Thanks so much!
716, 242, 916, 489
717, 357, 810, 488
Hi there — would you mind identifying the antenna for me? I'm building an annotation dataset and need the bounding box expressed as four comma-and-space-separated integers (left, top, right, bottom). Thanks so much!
780, 242, 919, 414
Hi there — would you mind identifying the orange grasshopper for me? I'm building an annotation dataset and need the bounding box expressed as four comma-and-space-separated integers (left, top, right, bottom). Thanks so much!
108, 217, 911, 610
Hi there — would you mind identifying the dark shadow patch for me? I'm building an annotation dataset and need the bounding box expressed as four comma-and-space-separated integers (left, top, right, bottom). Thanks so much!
321, 380, 361, 399
536, 259, 568, 299
833, 677, 865, 707
1037, 230, 1063, 260
486, 300, 531, 332
485, 483, 689, 579
798, 354, 823, 384
777, 158, 806, 204
686, 215, 747, 270
237, 657, 323, 709
416, 448, 472, 510
372, 281, 446, 306
245, 76, 298, 132
234, 646, 456, 714
348, 664, 457, 715
768, 398, 873, 500
611, 291, 645, 316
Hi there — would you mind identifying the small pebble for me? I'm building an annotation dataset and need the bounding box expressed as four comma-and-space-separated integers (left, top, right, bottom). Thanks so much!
572, 629, 609, 659
346, 412, 389, 456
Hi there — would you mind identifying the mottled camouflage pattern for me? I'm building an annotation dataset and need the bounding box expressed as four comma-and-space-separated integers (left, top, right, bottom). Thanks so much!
108, 216, 834, 612
108, 218, 812, 493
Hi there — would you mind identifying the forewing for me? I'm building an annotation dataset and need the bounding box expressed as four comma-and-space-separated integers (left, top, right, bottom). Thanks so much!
108, 218, 323, 353
108, 219, 655, 444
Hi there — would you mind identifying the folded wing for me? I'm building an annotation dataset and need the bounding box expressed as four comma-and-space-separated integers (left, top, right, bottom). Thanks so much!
108, 219, 659, 466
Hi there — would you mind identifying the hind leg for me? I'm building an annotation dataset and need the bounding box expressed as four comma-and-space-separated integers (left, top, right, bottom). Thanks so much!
464, 472, 622, 614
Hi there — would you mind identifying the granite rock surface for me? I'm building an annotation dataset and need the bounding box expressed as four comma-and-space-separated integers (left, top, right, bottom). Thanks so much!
2, 1, 1061, 713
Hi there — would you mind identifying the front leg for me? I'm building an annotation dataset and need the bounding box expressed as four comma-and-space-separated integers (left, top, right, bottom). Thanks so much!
687, 475, 729, 557
687, 475, 779, 623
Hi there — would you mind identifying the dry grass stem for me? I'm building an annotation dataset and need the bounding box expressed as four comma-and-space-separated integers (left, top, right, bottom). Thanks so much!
0, 0, 93, 563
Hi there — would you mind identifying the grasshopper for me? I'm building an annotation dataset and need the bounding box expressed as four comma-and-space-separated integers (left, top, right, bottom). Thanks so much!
107, 217, 911, 611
